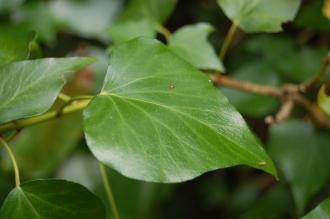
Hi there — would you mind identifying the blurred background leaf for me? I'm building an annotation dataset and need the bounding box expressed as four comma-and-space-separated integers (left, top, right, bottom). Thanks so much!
268, 120, 330, 214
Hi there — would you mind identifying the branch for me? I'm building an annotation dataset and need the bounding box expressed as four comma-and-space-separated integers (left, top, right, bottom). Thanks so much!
292, 93, 330, 127
301, 52, 330, 91
210, 74, 282, 97
265, 97, 294, 124
0, 100, 90, 133
211, 73, 330, 128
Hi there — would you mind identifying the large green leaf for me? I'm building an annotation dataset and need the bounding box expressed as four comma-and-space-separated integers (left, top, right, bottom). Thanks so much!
268, 120, 330, 213
108, 0, 177, 43
0, 179, 105, 219
168, 23, 224, 72
83, 38, 276, 183
301, 197, 330, 219
0, 57, 94, 124
217, 0, 301, 33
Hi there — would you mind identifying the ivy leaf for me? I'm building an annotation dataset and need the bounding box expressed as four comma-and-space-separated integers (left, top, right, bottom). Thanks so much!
108, 0, 177, 43
0, 57, 94, 124
268, 120, 330, 213
50, 0, 122, 40
168, 23, 225, 72
301, 197, 330, 219
57, 153, 175, 218
0, 25, 37, 66
242, 184, 294, 219
317, 84, 330, 116
0, 179, 105, 219
83, 38, 276, 183
16, 1, 58, 45
217, 0, 301, 33
295, 0, 330, 32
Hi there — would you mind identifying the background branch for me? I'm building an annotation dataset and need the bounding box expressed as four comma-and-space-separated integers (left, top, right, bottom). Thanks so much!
211, 73, 330, 128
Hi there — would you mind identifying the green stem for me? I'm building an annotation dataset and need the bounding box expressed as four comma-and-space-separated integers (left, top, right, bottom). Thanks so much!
0, 137, 20, 187
156, 24, 171, 43
56, 96, 93, 116
219, 23, 238, 61
58, 93, 71, 102
0, 100, 90, 133
98, 163, 120, 219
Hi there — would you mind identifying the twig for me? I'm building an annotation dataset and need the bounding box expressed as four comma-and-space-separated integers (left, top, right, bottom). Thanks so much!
58, 93, 71, 102
301, 52, 330, 91
210, 74, 282, 97
292, 93, 330, 127
265, 97, 294, 124
211, 74, 330, 128
56, 95, 93, 117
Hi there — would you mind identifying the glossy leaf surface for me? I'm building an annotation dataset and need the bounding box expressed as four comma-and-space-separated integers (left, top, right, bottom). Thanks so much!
0, 179, 105, 219
84, 38, 276, 183
169, 23, 224, 72
217, 0, 301, 32
0, 57, 93, 123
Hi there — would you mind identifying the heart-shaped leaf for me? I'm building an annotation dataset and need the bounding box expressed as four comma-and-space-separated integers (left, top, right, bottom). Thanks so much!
0, 179, 105, 219
83, 38, 276, 183
108, 0, 177, 43
268, 120, 330, 213
217, 0, 301, 33
168, 23, 225, 72
0, 57, 94, 124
